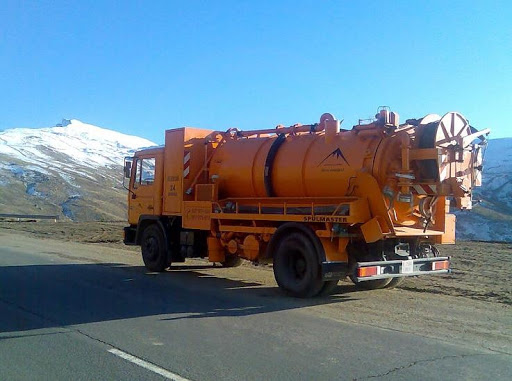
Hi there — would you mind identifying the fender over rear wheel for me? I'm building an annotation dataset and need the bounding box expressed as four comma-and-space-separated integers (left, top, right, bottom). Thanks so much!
273, 232, 324, 298
141, 224, 168, 272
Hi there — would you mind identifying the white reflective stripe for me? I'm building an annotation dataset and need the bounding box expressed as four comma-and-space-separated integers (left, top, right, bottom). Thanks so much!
440, 165, 448, 181
108, 348, 192, 381
413, 185, 426, 194
183, 166, 190, 178
412, 184, 437, 194
183, 152, 191, 165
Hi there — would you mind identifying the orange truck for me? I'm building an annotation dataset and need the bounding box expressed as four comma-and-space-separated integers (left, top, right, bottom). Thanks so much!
123, 107, 489, 297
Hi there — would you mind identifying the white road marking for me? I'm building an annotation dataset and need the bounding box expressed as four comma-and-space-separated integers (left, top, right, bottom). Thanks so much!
108, 348, 192, 381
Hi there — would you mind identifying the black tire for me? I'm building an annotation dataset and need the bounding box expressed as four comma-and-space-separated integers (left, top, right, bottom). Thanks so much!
141, 224, 168, 272
351, 277, 404, 290
221, 255, 243, 267
384, 277, 404, 289
273, 232, 324, 298
349, 268, 392, 290
317, 280, 339, 296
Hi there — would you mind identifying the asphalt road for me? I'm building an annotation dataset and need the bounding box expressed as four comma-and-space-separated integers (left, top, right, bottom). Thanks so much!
0, 237, 510, 380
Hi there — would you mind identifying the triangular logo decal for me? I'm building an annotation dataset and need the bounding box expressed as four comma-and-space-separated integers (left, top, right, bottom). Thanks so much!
318, 147, 349, 166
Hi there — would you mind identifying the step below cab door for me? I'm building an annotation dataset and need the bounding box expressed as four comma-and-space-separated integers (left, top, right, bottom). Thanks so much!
128, 150, 163, 225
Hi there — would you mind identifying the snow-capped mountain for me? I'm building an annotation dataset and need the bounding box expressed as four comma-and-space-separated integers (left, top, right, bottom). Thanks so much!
0, 119, 156, 221
455, 138, 512, 241
0, 119, 155, 170
0, 119, 510, 241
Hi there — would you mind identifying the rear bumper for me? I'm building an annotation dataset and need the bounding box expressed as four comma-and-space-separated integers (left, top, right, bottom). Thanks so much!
355, 256, 451, 282
321, 257, 451, 282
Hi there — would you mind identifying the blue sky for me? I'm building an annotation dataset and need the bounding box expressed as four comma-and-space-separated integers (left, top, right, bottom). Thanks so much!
1, 0, 510, 144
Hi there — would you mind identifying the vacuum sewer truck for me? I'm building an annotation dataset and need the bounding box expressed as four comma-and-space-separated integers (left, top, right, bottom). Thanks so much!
123, 107, 489, 297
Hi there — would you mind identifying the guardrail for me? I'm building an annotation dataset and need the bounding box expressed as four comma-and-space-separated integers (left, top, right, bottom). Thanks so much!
0, 214, 60, 222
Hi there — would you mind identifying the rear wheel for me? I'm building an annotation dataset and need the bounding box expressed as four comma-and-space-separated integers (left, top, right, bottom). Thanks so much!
348, 244, 394, 290
273, 232, 324, 298
385, 277, 404, 288
349, 275, 392, 290
348, 259, 392, 289
141, 224, 168, 272
317, 280, 339, 296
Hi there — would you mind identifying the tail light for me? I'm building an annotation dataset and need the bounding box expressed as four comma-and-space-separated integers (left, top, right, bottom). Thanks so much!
357, 266, 379, 277
432, 260, 450, 271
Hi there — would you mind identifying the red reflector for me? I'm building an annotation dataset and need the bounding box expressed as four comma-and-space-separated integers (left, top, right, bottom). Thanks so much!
432, 260, 449, 271
357, 266, 378, 277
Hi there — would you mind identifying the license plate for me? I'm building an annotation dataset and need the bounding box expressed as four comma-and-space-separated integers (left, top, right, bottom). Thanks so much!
402, 259, 414, 274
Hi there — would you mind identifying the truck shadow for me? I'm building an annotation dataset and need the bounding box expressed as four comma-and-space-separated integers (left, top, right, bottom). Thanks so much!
0, 261, 359, 334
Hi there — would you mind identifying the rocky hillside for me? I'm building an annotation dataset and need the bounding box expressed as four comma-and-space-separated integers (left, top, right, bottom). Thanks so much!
0, 119, 155, 221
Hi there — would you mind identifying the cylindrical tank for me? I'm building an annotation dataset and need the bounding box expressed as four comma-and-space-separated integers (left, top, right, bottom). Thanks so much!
208, 111, 487, 207
210, 130, 379, 198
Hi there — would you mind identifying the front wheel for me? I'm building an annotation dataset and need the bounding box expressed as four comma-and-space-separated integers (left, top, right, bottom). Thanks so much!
273, 232, 324, 298
141, 224, 168, 272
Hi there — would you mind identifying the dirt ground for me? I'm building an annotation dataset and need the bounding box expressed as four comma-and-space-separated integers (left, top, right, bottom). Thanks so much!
1, 220, 510, 305
1, 220, 511, 354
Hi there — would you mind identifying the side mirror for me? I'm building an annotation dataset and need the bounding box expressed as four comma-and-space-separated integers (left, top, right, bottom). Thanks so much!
124, 160, 132, 178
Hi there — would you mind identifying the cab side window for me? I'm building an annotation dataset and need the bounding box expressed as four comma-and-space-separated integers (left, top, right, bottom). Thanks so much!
134, 158, 155, 187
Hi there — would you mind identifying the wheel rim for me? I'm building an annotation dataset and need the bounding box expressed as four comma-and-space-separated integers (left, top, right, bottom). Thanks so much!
144, 236, 158, 260
285, 249, 307, 281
